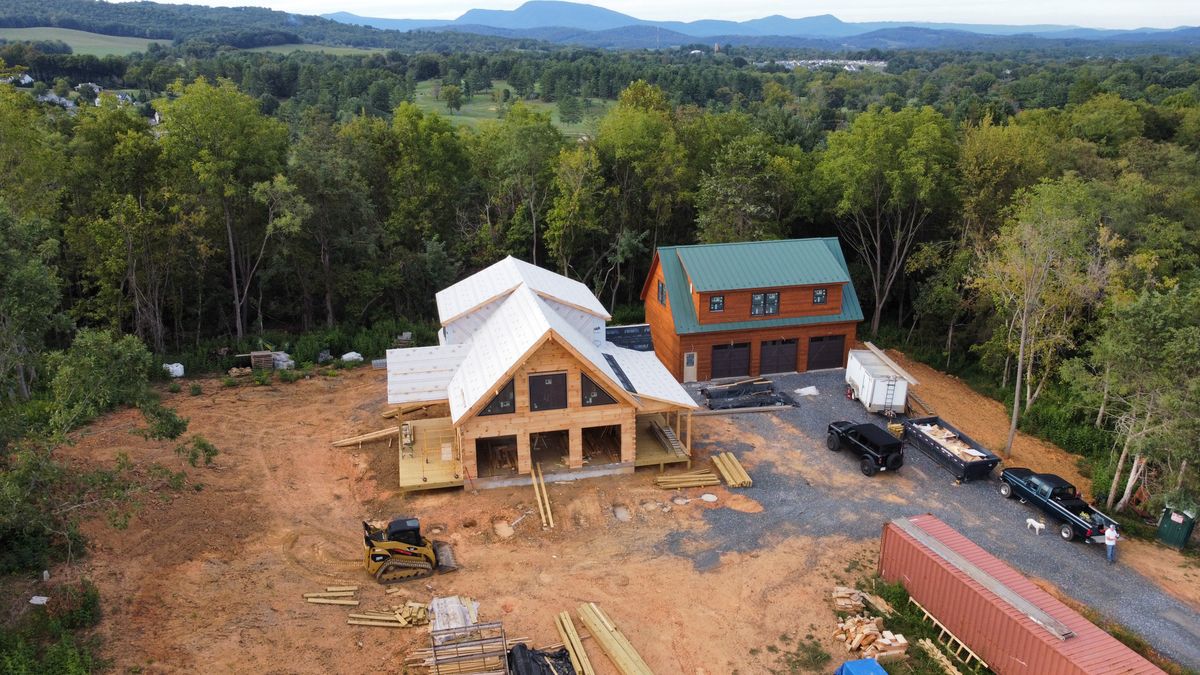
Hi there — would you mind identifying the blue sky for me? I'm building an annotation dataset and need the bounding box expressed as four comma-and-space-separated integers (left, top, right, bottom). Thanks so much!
119, 0, 1198, 29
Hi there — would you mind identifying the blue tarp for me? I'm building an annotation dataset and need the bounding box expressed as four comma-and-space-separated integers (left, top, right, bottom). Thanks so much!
834, 659, 888, 675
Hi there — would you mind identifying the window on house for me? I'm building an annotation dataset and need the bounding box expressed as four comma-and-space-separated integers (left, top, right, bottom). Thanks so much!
752, 292, 779, 316
813, 288, 828, 305
479, 380, 515, 416
657, 280, 665, 305
764, 292, 780, 315
709, 295, 724, 312
529, 373, 568, 411
581, 374, 617, 406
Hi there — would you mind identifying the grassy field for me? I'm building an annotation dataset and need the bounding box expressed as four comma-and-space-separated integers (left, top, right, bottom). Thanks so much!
0, 27, 163, 56
412, 80, 613, 137
244, 43, 384, 55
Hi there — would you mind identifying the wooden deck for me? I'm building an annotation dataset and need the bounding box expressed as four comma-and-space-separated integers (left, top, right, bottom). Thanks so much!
634, 413, 692, 470
397, 417, 465, 492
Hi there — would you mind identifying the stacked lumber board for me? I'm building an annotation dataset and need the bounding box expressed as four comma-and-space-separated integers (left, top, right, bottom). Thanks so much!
347, 602, 429, 628
576, 603, 654, 675
833, 615, 909, 663
654, 469, 720, 489
831, 586, 866, 613
403, 632, 530, 673
887, 422, 904, 438
711, 452, 752, 488
304, 586, 359, 606
556, 611, 596, 675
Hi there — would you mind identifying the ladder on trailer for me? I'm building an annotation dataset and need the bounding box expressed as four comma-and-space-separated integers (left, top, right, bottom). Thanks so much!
883, 379, 898, 416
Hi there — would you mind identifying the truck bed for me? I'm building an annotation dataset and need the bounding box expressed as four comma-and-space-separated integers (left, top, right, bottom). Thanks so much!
903, 416, 1000, 482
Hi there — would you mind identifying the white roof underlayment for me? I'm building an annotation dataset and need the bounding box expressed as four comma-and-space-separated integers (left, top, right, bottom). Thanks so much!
386, 344, 468, 405
389, 257, 696, 422
435, 256, 610, 326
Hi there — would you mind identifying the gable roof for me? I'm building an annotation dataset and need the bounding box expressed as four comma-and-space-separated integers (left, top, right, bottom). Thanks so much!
654, 237, 864, 335
675, 238, 850, 292
386, 344, 468, 405
436, 255, 610, 326
445, 285, 641, 422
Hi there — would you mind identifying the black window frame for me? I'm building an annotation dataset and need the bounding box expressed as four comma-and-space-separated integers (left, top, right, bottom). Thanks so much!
581, 373, 617, 407
657, 280, 665, 305
764, 292, 780, 315
813, 287, 828, 305
479, 380, 515, 416
709, 295, 724, 312
752, 291, 780, 316
529, 372, 568, 412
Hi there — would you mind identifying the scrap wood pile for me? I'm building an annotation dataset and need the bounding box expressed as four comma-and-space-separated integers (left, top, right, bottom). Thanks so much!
711, 452, 752, 487
303, 586, 360, 606
831, 586, 866, 613
576, 602, 654, 675
347, 601, 429, 628
833, 615, 909, 663
913, 423, 986, 462
887, 422, 904, 438
654, 468, 720, 489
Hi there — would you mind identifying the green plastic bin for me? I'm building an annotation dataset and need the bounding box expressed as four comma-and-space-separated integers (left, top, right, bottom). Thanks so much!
1156, 508, 1196, 550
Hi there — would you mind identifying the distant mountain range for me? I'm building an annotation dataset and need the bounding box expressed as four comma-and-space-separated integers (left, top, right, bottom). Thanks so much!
324, 0, 1200, 50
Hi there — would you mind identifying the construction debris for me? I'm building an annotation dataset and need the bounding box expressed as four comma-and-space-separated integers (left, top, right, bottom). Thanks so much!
533, 462, 555, 529
306, 598, 359, 606
556, 611, 595, 675
405, 622, 521, 674
654, 468, 721, 489
917, 638, 965, 675
325, 585, 359, 592
887, 422, 904, 438
576, 603, 654, 675
831, 586, 866, 613
711, 452, 752, 488
833, 615, 909, 663
331, 426, 399, 448
347, 602, 429, 628
430, 595, 480, 637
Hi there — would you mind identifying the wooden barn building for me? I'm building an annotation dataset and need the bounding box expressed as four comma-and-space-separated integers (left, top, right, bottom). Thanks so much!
384, 257, 698, 491
642, 238, 863, 382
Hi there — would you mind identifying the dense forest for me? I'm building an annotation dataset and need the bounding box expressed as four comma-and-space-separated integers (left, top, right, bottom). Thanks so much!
2, 37, 1200, 667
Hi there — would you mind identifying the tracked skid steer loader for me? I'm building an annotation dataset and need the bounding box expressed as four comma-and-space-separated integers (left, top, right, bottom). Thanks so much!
362, 518, 459, 584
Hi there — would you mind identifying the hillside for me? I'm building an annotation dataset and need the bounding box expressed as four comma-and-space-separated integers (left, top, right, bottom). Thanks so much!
0, 27, 163, 56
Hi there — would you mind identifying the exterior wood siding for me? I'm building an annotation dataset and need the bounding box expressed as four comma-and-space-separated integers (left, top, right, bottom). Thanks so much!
679, 322, 857, 382
644, 259, 684, 380
458, 340, 637, 477
695, 284, 843, 325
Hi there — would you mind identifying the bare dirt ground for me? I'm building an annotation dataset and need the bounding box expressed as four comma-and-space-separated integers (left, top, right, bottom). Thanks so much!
885, 349, 1200, 613
55, 368, 872, 674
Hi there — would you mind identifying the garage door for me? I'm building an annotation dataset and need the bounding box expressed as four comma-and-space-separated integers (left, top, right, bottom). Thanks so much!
806, 335, 845, 371
760, 339, 798, 374
711, 343, 750, 379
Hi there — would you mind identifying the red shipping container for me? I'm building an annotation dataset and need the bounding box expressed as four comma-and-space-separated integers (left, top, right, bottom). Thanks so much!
878, 514, 1163, 675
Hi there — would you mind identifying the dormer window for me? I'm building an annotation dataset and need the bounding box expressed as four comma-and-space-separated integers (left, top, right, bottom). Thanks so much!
813, 288, 828, 305
751, 292, 779, 316
709, 295, 724, 312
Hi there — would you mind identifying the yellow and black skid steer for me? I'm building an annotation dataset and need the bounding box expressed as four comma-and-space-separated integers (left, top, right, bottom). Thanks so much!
362, 518, 459, 584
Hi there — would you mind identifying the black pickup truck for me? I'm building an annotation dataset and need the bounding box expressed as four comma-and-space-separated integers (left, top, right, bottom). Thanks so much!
999, 468, 1117, 542
826, 422, 905, 477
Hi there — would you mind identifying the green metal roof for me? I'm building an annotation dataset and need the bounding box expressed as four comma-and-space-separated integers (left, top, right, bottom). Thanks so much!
657, 237, 864, 335
675, 239, 849, 292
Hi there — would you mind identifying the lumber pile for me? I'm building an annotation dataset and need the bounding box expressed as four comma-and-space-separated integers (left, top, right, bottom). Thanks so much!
404, 622, 524, 674
576, 603, 654, 675
304, 585, 360, 606
654, 468, 720, 489
833, 615, 909, 663
533, 463, 555, 529
887, 422, 904, 438
227, 366, 253, 377
347, 602, 429, 628
556, 611, 596, 675
917, 638, 964, 675
831, 586, 866, 613
332, 426, 399, 448
711, 452, 752, 488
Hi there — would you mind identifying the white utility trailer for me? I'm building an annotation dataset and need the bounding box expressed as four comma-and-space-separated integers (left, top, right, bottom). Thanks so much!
845, 343, 919, 414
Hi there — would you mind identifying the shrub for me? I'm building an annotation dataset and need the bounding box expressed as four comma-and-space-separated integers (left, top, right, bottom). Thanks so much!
252, 369, 273, 386
277, 368, 301, 383
47, 329, 154, 433
135, 401, 189, 441
189, 383, 202, 396
167, 382, 182, 394
175, 435, 219, 467
221, 377, 238, 388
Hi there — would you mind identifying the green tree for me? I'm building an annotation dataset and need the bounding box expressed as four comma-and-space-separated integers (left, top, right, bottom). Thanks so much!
48, 329, 153, 432
696, 135, 785, 243
557, 95, 582, 124
817, 106, 958, 336
0, 207, 65, 401
0, 85, 64, 220
545, 144, 608, 276
442, 84, 463, 113
157, 77, 288, 339
1069, 93, 1144, 155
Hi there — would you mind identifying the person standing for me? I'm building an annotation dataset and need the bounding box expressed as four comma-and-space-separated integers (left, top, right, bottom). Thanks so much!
1105, 524, 1119, 564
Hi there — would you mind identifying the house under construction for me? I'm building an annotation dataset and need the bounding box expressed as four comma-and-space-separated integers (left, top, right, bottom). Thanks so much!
385, 257, 698, 491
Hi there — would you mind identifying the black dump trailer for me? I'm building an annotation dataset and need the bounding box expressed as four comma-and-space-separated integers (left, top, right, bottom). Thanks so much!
902, 416, 1000, 482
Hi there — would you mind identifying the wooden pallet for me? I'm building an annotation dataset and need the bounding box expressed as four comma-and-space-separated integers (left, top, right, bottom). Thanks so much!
711, 452, 752, 488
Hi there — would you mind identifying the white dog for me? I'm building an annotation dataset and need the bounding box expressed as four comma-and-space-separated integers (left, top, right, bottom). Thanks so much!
1026, 518, 1045, 535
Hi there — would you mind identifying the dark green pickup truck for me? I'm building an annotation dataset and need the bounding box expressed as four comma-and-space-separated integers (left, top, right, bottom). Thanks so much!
999, 467, 1117, 542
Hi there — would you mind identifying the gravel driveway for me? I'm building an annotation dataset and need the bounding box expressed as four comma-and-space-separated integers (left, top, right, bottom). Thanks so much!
668, 369, 1200, 670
